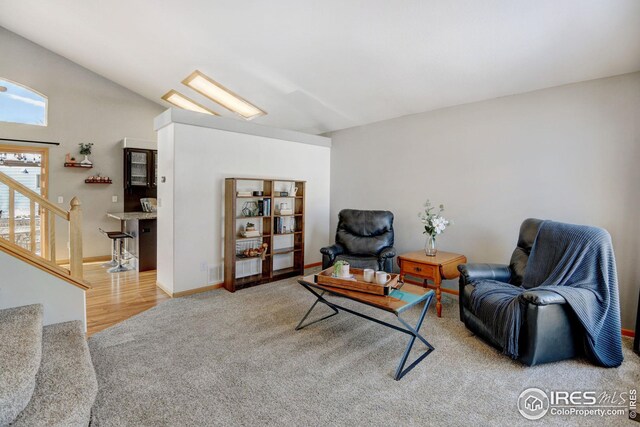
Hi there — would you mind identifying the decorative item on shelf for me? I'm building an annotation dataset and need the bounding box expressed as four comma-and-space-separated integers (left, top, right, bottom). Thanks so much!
65, 153, 74, 164
277, 202, 293, 215
237, 191, 252, 197
79, 143, 93, 166
252, 191, 263, 196
292, 186, 298, 196
85, 174, 112, 184
140, 198, 158, 212
241, 201, 259, 217
242, 222, 261, 238
419, 199, 451, 256
279, 191, 288, 197
239, 243, 269, 260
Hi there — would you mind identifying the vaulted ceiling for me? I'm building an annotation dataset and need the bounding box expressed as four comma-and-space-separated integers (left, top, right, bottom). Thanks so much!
1, 0, 639, 134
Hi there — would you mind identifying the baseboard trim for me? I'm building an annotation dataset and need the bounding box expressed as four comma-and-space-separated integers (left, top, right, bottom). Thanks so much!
57, 255, 111, 265
404, 278, 460, 296
173, 283, 224, 298
304, 262, 322, 269
155, 281, 173, 297
156, 281, 224, 298
622, 328, 635, 338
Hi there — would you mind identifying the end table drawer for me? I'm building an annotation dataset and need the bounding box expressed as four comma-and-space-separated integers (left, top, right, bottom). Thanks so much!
402, 261, 437, 278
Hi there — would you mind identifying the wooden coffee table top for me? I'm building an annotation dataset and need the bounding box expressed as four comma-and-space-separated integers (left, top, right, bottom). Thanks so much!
397, 250, 466, 266
298, 274, 434, 315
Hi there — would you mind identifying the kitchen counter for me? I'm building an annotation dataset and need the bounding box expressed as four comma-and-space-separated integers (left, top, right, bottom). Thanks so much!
107, 211, 157, 271
107, 211, 157, 221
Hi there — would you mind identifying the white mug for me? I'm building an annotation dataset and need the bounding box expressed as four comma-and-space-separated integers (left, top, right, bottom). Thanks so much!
363, 269, 375, 283
375, 271, 391, 285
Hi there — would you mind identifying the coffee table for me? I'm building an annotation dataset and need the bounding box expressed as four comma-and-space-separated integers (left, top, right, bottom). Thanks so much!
296, 274, 435, 380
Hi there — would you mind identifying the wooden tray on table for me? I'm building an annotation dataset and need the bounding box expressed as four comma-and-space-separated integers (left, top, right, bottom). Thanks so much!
314, 267, 400, 296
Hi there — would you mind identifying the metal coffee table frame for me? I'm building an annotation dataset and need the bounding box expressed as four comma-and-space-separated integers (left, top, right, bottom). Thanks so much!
296, 279, 435, 380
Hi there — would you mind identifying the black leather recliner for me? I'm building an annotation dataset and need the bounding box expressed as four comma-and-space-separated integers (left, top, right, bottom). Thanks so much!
320, 209, 396, 272
458, 218, 583, 366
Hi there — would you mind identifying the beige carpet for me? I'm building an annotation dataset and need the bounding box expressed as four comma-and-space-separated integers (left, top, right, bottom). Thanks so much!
88, 273, 639, 426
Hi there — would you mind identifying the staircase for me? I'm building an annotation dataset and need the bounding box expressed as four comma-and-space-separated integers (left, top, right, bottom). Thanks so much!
0, 170, 84, 282
0, 170, 88, 328
0, 304, 97, 427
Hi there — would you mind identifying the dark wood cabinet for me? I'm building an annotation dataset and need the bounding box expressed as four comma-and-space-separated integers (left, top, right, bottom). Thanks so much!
124, 148, 158, 212
124, 148, 157, 189
122, 148, 158, 271
123, 218, 157, 272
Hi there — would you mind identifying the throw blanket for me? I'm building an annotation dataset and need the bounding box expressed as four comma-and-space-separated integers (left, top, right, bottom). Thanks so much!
470, 220, 623, 367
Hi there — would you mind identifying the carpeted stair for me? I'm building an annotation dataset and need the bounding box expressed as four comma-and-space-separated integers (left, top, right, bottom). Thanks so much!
0, 305, 97, 427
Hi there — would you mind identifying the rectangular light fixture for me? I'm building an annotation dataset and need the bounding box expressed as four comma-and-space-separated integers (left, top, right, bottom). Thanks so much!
182, 70, 266, 120
161, 90, 219, 116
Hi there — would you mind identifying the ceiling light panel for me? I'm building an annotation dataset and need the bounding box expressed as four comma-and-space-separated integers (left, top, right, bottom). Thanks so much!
182, 71, 266, 120
161, 90, 218, 116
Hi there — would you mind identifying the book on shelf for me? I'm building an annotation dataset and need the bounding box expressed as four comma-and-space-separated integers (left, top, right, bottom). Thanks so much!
263, 198, 270, 216
278, 209, 293, 215
242, 230, 261, 237
258, 200, 264, 215
275, 217, 296, 234
237, 191, 252, 197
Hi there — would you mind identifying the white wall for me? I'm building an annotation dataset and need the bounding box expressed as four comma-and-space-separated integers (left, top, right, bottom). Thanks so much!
0, 250, 86, 329
329, 72, 640, 329
0, 27, 163, 257
156, 110, 331, 294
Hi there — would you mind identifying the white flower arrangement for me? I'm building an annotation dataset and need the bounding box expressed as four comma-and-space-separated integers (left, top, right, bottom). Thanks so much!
419, 200, 451, 237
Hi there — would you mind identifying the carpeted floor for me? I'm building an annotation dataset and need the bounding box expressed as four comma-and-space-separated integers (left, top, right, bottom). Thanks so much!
88, 273, 639, 426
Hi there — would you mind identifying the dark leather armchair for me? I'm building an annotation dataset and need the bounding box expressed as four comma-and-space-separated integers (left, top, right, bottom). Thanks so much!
458, 218, 582, 366
320, 209, 396, 272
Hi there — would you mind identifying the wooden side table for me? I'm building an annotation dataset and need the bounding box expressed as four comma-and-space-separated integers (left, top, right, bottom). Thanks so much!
397, 250, 467, 318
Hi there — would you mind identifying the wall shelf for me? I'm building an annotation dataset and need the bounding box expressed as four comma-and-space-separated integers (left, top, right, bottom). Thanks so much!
85, 179, 112, 184
64, 162, 92, 168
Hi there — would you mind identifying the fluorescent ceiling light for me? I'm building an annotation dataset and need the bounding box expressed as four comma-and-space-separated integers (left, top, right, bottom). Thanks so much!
161, 90, 218, 116
182, 70, 266, 120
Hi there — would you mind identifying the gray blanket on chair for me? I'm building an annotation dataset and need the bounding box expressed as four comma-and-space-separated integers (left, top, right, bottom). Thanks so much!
470, 220, 623, 367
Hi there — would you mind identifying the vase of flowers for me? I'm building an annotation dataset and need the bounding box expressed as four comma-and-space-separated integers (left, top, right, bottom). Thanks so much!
79, 143, 93, 166
419, 200, 451, 256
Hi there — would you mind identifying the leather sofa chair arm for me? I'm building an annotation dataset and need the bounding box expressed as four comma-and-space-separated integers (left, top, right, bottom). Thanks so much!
378, 247, 396, 259
320, 244, 344, 258
458, 263, 512, 284
520, 290, 567, 306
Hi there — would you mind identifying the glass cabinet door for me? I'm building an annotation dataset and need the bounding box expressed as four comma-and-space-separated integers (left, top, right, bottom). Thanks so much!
129, 150, 149, 186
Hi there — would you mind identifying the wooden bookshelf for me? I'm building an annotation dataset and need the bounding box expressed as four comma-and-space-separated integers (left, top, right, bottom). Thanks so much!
224, 178, 305, 292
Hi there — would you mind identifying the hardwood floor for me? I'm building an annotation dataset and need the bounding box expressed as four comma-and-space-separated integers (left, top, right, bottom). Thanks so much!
83, 262, 169, 336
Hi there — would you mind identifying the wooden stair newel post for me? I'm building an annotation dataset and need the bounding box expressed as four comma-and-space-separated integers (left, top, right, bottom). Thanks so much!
68, 197, 83, 279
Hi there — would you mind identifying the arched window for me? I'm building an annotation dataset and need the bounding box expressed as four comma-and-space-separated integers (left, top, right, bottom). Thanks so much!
0, 78, 47, 126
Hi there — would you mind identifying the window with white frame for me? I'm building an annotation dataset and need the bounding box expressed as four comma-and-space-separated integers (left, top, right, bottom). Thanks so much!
0, 78, 47, 126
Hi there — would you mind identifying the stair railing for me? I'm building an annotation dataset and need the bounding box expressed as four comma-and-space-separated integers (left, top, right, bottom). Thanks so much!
0, 171, 83, 280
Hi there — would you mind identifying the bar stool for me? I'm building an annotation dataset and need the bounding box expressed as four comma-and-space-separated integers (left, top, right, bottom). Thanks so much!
99, 228, 134, 273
